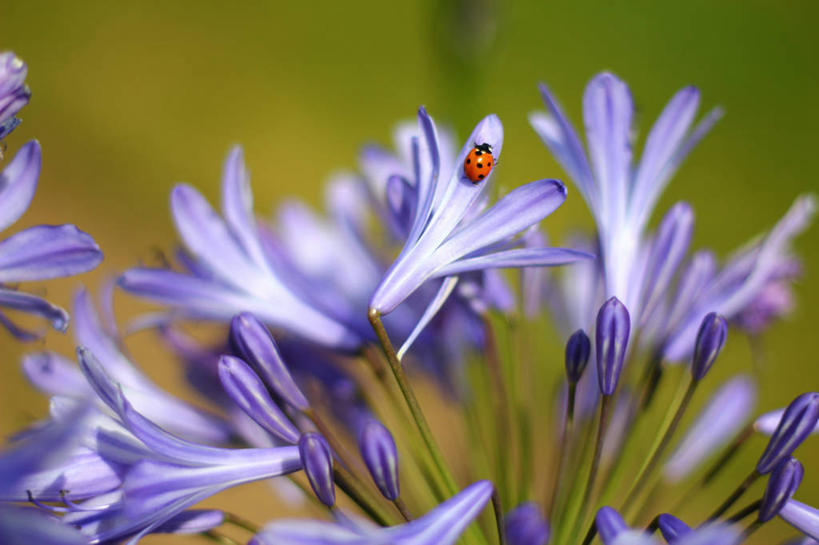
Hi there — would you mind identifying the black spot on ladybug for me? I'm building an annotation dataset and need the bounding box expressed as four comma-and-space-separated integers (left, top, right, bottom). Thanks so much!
487, 162, 491, 167
477, 163, 483, 168
478, 174, 485, 179
466, 158, 471, 164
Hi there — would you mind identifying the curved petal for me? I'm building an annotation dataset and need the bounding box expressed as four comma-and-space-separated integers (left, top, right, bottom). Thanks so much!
0, 506, 90, 545
779, 499, 819, 540
0, 140, 40, 232
0, 287, 68, 331
0, 225, 102, 282
22, 351, 92, 397
397, 276, 458, 360
435, 247, 594, 277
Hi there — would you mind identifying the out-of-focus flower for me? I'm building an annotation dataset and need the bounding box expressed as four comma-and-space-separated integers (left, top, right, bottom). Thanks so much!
0, 52, 30, 141
0, 143, 102, 339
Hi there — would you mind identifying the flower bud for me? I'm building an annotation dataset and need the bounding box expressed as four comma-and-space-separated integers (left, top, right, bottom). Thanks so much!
565, 329, 591, 384
657, 514, 690, 543
231, 312, 309, 411
0, 52, 30, 139
759, 457, 803, 522
757, 392, 819, 474
691, 312, 727, 381
595, 506, 627, 545
358, 419, 400, 501
298, 433, 335, 507
505, 503, 549, 545
596, 297, 630, 396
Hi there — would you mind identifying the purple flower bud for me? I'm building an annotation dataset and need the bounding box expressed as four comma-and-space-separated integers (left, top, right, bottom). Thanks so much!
565, 329, 591, 384
757, 392, 819, 474
759, 457, 804, 522
596, 506, 628, 545
691, 312, 727, 381
596, 297, 630, 396
505, 503, 550, 545
298, 432, 335, 507
0, 52, 30, 140
657, 514, 691, 543
358, 419, 400, 501
230, 312, 309, 411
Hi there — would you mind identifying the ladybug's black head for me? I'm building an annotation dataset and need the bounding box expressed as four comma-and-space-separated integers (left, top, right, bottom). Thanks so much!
474, 142, 493, 154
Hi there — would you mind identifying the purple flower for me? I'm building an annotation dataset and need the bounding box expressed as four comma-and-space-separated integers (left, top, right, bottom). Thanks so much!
757, 392, 819, 474
657, 514, 690, 543
531, 73, 720, 315
369, 107, 591, 322
119, 147, 363, 350
298, 433, 336, 507
0, 143, 102, 339
0, 52, 30, 141
690, 313, 727, 381
250, 480, 493, 545
565, 328, 591, 383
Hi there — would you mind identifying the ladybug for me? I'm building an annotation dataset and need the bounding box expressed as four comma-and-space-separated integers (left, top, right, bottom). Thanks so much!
464, 142, 494, 183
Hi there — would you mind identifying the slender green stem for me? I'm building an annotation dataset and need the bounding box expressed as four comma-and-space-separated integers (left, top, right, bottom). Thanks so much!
567, 395, 612, 545
333, 465, 395, 526
706, 470, 760, 521
726, 499, 762, 523
547, 382, 576, 518
741, 519, 763, 540
394, 497, 413, 522
492, 488, 508, 545
201, 531, 239, 545
369, 309, 459, 498
483, 315, 515, 505
622, 378, 698, 516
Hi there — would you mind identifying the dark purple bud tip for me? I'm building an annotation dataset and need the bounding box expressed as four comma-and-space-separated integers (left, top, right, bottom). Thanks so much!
298, 432, 335, 507
565, 329, 591, 384
691, 312, 727, 381
596, 506, 628, 545
657, 514, 691, 543
230, 312, 309, 411
759, 457, 803, 522
757, 392, 819, 474
358, 419, 400, 501
505, 503, 550, 545
596, 297, 631, 396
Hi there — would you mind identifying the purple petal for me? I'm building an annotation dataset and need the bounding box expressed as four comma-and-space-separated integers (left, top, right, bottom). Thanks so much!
531, 82, 595, 205
780, 500, 819, 540
22, 351, 93, 397
0, 506, 90, 545
630, 87, 700, 230
0, 287, 68, 331
220, 146, 272, 271
0, 140, 40, 232
153, 509, 225, 535
436, 247, 594, 276
583, 73, 633, 231
0, 225, 102, 282
218, 355, 300, 444
673, 524, 738, 545
664, 375, 756, 482
397, 276, 459, 360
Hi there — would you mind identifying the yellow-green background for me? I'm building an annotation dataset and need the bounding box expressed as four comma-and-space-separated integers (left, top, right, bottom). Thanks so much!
1, 1, 817, 543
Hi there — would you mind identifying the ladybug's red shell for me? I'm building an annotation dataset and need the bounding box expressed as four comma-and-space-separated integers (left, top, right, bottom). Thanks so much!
464, 143, 494, 183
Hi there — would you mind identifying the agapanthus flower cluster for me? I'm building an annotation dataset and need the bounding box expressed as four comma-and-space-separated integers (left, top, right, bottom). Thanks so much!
0, 49, 816, 545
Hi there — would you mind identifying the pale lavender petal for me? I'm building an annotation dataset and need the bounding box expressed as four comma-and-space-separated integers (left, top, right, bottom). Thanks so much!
639, 203, 694, 323
218, 355, 300, 444
22, 351, 92, 397
431, 180, 567, 271
531, 82, 595, 204
436, 247, 594, 276
397, 276, 459, 360
0, 225, 102, 282
780, 500, 819, 540
664, 251, 717, 336
629, 87, 700, 230
220, 146, 271, 271
153, 509, 225, 535
673, 524, 738, 545
406, 107, 442, 248
583, 73, 633, 233
664, 375, 756, 482
0, 140, 39, 232
0, 287, 68, 331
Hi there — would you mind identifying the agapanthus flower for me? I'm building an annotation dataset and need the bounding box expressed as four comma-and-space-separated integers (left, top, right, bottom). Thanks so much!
0, 142, 103, 338
0, 52, 30, 142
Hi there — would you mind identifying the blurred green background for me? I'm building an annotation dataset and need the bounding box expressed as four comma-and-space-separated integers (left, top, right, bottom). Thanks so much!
1, 0, 818, 543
